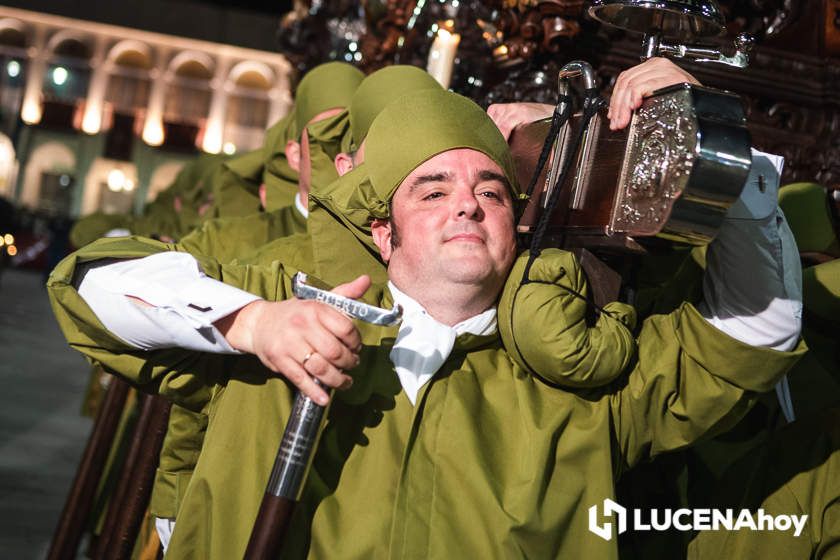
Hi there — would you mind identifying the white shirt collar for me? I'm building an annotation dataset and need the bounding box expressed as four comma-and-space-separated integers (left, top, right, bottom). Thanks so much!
294, 192, 309, 219
387, 281, 497, 405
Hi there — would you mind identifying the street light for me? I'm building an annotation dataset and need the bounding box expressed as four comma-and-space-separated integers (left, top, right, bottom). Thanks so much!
52, 66, 69, 86
107, 169, 126, 192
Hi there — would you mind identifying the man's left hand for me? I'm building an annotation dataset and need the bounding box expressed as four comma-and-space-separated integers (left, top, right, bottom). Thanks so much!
608, 57, 700, 131
487, 58, 701, 138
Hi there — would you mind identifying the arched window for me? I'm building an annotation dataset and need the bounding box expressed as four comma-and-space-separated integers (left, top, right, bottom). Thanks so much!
43, 36, 92, 104
223, 62, 273, 152
0, 26, 25, 49
164, 55, 213, 125
20, 141, 76, 213
105, 43, 152, 114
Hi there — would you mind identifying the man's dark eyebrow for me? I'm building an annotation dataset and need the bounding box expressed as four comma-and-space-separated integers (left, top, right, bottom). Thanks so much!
409, 172, 453, 192
478, 170, 510, 189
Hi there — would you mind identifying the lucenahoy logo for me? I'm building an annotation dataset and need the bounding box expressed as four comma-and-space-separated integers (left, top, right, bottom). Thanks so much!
588, 498, 808, 541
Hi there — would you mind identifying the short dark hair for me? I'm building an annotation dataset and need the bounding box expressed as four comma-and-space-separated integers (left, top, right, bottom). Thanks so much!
388, 199, 401, 250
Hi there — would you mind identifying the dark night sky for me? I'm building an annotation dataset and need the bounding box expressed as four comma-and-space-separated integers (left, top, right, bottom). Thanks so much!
195, 0, 293, 15
3, 0, 295, 52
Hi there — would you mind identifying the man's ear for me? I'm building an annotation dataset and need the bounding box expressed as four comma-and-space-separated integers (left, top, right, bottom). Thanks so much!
370, 218, 392, 263
285, 140, 301, 172
334, 152, 354, 176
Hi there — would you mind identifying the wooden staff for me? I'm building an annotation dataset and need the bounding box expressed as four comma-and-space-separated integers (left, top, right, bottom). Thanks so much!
244, 273, 402, 559
48, 375, 131, 560
93, 393, 172, 560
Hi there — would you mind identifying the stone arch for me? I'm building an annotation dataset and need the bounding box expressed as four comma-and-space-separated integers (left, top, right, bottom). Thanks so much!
105, 40, 153, 113
224, 61, 274, 151
228, 60, 274, 89
165, 51, 214, 123
107, 40, 153, 69
0, 133, 17, 198
81, 158, 138, 215
168, 51, 214, 79
46, 31, 92, 59
0, 18, 27, 48
43, 33, 93, 104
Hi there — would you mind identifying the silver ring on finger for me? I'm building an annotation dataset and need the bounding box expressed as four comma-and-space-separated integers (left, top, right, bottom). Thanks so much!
302, 351, 315, 367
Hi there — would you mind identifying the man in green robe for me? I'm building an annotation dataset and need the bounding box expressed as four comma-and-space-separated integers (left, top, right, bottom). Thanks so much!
48, 87, 803, 559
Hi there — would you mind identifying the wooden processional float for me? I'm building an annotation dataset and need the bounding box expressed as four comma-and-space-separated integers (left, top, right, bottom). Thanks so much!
507, 0, 758, 302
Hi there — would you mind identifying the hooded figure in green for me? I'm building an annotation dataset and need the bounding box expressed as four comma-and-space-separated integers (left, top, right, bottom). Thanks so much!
48, 88, 803, 559
69, 154, 223, 249
207, 62, 364, 219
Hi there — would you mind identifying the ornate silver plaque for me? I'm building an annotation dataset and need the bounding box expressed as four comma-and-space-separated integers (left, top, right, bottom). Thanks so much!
611, 88, 699, 236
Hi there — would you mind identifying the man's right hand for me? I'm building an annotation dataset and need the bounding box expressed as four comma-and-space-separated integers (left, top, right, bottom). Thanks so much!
487, 102, 554, 141
215, 275, 370, 405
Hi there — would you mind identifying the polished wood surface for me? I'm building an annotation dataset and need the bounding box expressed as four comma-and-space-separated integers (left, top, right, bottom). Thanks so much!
47, 377, 130, 560
244, 493, 295, 560
93, 394, 171, 560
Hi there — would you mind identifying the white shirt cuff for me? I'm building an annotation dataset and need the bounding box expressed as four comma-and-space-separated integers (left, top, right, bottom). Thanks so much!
295, 192, 309, 219
78, 252, 261, 353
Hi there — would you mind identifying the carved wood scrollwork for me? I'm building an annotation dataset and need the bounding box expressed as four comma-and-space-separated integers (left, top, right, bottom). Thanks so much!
722, 0, 807, 40
274, 1, 839, 187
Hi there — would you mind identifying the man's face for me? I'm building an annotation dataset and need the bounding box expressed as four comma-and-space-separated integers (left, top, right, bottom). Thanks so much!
373, 148, 517, 294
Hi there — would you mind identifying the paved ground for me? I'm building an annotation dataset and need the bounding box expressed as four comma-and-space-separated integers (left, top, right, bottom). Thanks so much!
0, 268, 92, 558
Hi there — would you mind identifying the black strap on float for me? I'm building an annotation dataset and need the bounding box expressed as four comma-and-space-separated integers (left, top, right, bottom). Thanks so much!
522, 94, 573, 201
521, 87, 605, 287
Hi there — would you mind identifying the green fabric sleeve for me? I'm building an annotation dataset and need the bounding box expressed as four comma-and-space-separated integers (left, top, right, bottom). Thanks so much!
150, 404, 208, 518
46, 236, 298, 408
48, 234, 317, 522
130, 208, 185, 241
232, 231, 314, 270
803, 258, 840, 322
177, 206, 306, 264
498, 248, 637, 388
687, 408, 840, 560
47, 238, 220, 410
611, 302, 806, 472
778, 182, 840, 255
